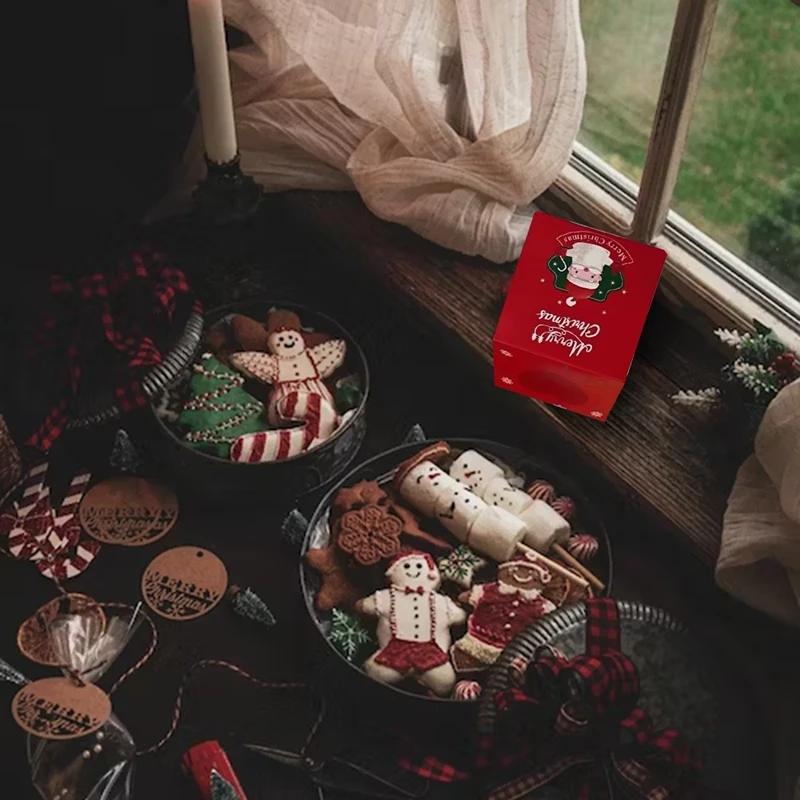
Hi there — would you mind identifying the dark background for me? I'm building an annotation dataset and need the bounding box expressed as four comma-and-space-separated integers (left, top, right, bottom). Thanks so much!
4, 0, 195, 275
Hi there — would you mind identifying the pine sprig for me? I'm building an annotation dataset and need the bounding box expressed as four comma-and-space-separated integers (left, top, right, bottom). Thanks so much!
738, 331, 785, 366
730, 359, 781, 399
714, 328, 742, 349
670, 388, 721, 409
672, 322, 796, 434
229, 586, 276, 627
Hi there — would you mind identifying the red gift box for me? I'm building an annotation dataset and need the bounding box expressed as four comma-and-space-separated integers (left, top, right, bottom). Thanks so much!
493, 212, 666, 421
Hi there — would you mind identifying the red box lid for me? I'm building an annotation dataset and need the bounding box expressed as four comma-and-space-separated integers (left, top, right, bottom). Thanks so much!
495, 213, 667, 380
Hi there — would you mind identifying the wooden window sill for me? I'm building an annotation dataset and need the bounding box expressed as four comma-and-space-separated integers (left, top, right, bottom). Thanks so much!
285, 190, 735, 567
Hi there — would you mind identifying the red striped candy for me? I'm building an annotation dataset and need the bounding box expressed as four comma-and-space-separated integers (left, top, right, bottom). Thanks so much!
526, 479, 556, 504
453, 680, 482, 701
550, 495, 575, 520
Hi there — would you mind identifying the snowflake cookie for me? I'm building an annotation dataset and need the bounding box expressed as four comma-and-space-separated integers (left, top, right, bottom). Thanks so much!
437, 545, 486, 589
329, 608, 375, 663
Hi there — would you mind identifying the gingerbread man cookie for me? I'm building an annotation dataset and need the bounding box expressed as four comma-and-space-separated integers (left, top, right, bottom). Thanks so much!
356, 552, 466, 696
228, 310, 346, 463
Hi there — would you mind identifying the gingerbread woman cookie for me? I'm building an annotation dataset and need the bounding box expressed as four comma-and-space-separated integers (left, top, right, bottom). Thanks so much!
451, 557, 556, 671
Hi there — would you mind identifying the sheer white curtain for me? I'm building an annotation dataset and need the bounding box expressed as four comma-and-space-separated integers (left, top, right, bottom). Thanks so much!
167, 0, 586, 263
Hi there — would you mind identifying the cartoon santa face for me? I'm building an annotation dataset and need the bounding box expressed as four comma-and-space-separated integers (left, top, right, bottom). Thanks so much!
268, 327, 306, 356
565, 243, 611, 296
386, 553, 440, 590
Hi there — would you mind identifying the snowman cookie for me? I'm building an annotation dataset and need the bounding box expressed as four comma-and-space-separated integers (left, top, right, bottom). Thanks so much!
355, 552, 466, 696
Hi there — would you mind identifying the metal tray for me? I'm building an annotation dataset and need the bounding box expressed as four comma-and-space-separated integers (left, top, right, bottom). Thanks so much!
300, 439, 612, 726
479, 601, 772, 799
147, 300, 370, 506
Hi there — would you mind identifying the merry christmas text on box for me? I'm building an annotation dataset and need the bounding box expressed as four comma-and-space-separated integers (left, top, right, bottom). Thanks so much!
493, 213, 666, 421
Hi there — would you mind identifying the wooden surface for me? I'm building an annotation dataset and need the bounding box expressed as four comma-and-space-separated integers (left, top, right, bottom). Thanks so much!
1, 207, 796, 798
285, 191, 736, 566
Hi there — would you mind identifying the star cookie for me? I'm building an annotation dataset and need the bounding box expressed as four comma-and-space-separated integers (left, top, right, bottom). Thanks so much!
437, 545, 486, 589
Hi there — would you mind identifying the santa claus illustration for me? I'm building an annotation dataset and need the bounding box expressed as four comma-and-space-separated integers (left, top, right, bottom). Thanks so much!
547, 242, 624, 305
355, 551, 467, 696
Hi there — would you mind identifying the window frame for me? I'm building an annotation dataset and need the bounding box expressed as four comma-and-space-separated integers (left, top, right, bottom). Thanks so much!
540, 0, 800, 349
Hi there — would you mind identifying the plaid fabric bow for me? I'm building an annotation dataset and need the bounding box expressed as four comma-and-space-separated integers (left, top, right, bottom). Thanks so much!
479, 599, 714, 800
394, 729, 471, 783
23, 247, 200, 451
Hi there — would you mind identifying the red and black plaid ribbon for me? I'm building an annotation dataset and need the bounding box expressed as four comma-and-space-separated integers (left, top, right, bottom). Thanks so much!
24, 248, 200, 451
393, 729, 470, 784
479, 598, 720, 800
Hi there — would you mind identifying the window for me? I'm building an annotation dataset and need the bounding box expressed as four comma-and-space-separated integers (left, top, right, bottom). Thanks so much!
548, 0, 800, 343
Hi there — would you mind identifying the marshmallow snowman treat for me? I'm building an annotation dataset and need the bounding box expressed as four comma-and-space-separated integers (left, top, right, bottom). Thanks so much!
450, 450, 570, 553
356, 552, 467, 696
398, 460, 526, 563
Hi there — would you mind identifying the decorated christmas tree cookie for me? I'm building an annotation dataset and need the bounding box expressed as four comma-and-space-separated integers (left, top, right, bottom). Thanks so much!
178, 354, 268, 459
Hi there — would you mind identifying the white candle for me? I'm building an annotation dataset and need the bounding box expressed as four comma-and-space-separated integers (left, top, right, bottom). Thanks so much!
187, 0, 238, 164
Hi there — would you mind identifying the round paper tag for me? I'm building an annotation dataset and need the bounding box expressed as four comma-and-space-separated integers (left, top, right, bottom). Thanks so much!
12, 677, 111, 740
141, 546, 228, 620
17, 594, 106, 666
80, 478, 179, 546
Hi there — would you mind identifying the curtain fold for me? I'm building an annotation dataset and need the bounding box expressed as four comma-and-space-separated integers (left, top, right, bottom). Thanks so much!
158, 0, 585, 263
718, 378, 800, 628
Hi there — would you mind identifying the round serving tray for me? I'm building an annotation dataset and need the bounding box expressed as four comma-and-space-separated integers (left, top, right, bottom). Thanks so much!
147, 300, 370, 505
479, 601, 772, 799
300, 438, 612, 728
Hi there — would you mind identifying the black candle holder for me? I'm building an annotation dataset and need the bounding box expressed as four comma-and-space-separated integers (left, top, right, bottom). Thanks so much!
192, 154, 263, 224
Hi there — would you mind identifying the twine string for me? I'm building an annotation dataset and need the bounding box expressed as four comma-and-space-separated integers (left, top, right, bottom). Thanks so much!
133, 659, 307, 757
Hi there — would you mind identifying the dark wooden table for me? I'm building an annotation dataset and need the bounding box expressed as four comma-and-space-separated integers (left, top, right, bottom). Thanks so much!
0, 211, 786, 799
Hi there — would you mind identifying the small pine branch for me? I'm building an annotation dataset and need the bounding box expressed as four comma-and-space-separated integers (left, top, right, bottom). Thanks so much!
229, 586, 276, 627
0, 657, 28, 686
731, 360, 780, 399
738, 331, 785, 366
714, 328, 743, 349
670, 388, 721, 408
210, 770, 241, 800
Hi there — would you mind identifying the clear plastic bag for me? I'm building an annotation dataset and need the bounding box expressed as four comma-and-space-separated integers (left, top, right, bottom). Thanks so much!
27, 713, 135, 800
25, 605, 142, 800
